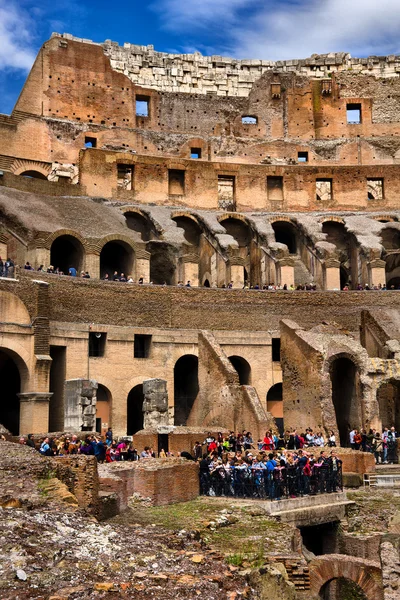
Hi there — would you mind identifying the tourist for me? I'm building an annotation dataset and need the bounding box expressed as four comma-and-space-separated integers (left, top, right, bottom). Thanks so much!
39, 437, 51, 456
105, 427, 113, 446
26, 434, 35, 448
68, 266, 77, 277
24, 261, 34, 270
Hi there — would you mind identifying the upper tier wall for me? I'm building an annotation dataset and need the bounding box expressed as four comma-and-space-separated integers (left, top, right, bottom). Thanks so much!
56, 33, 400, 98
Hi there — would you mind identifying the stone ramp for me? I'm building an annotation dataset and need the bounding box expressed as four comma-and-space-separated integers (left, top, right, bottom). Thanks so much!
262, 492, 355, 526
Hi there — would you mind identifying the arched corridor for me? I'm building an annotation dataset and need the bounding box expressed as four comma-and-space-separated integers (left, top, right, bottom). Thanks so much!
320, 577, 368, 599
0, 349, 21, 434
125, 212, 153, 241
174, 355, 199, 425
322, 221, 355, 288
330, 357, 361, 446
272, 221, 297, 254
148, 242, 177, 285
100, 241, 134, 278
127, 384, 144, 435
50, 235, 84, 274
228, 355, 251, 385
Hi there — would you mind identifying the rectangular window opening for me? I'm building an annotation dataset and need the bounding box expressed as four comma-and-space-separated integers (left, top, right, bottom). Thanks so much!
136, 95, 150, 117
191, 147, 202, 159
346, 103, 361, 124
117, 163, 133, 190
298, 151, 308, 163
89, 332, 106, 357
168, 169, 185, 195
267, 176, 284, 201
272, 338, 281, 362
84, 136, 97, 148
134, 334, 152, 358
218, 175, 236, 210
367, 178, 384, 201
316, 178, 332, 201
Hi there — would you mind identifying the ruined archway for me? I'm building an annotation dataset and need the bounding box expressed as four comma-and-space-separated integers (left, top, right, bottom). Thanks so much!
100, 240, 134, 279
0, 349, 24, 435
50, 235, 85, 274
125, 211, 153, 242
377, 379, 400, 431
330, 356, 361, 447
309, 555, 383, 600
267, 383, 283, 434
320, 578, 368, 599
174, 355, 199, 426
172, 216, 201, 247
127, 384, 144, 435
148, 241, 177, 285
322, 221, 356, 288
381, 227, 400, 287
220, 217, 252, 248
20, 170, 48, 180
272, 221, 297, 254
96, 384, 112, 435
228, 356, 251, 385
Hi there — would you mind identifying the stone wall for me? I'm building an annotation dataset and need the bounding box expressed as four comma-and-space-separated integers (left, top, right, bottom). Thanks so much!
54, 455, 100, 516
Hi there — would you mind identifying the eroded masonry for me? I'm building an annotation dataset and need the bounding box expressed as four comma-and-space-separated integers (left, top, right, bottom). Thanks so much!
0, 33, 400, 443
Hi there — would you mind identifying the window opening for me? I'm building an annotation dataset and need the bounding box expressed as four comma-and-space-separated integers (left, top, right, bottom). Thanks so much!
297, 151, 308, 163
168, 170, 185, 195
367, 178, 384, 201
218, 175, 235, 210
136, 96, 150, 117
89, 332, 106, 357
190, 148, 202, 159
346, 103, 361, 124
267, 176, 284, 201
134, 334, 152, 358
272, 338, 281, 362
117, 164, 133, 190
84, 136, 97, 148
316, 178, 332, 201
242, 116, 257, 124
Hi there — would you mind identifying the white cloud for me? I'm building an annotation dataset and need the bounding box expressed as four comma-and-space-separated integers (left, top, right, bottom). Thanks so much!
153, 0, 400, 60
0, 0, 36, 71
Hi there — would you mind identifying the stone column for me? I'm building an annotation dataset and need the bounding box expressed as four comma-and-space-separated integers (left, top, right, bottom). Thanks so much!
368, 259, 387, 287
142, 378, 169, 429
324, 258, 341, 290
64, 379, 98, 431
18, 392, 52, 434
181, 255, 199, 286
277, 257, 295, 288
85, 253, 100, 278
135, 249, 151, 284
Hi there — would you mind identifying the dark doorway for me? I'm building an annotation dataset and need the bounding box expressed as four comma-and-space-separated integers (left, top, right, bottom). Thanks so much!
203, 279, 210, 287
0, 350, 21, 434
267, 383, 283, 435
50, 235, 84, 274
377, 380, 400, 431
127, 384, 144, 435
299, 522, 339, 556
272, 221, 297, 254
20, 170, 47, 180
229, 356, 251, 385
320, 578, 367, 600
174, 355, 199, 425
97, 384, 111, 436
148, 242, 177, 285
158, 433, 169, 455
100, 241, 134, 278
330, 357, 361, 446
340, 266, 349, 289
49, 346, 66, 432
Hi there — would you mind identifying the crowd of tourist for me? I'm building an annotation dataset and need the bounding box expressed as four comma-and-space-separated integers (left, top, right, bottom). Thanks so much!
349, 426, 398, 464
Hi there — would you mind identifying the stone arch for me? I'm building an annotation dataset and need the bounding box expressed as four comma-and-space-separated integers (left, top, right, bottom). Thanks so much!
327, 353, 363, 446
96, 383, 112, 435
319, 216, 346, 225
127, 384, 144, 435
321, 221, 357, 288
309, 555, 383, 600
50, 233, 85, 274
99, 238, 135, 279
124, 211, 155, 242
147, 241, 178, 285
174, 354, 199, 425
12, 160, 52, 179
172, 214, 202, 247
373, 215, 398, 223
0, 291, 31, 325
267, 383, 283, 433
121, 206, 164, 236
228, 355, 251, 385
376, 378, 400, 431
219, 216, 252, 247
0, 346, 30, 435
381, 226, 400, 250
271, 220, 298, 254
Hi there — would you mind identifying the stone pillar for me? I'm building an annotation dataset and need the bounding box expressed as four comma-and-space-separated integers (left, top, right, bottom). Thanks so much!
368, 259, 387, 287
136, 250, 151, 284
18, 392, 52, 434
229, 264, 245, 288
324, 258, 341, 290
182, 256, 199, 286
64, 379, 98, 431
277, 258, 295, 288
85, 253, 100, 279
142, 378, 169, 429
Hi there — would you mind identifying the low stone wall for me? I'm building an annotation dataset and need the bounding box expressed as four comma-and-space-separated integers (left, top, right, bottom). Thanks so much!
98, 458, 199, 509
53, 455, 100, 517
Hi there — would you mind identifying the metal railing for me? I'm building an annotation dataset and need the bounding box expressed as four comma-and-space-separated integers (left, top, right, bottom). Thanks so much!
200, 464, 342, 500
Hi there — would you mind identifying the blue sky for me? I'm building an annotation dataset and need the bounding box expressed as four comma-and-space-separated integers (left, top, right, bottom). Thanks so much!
1, 0, 400, 114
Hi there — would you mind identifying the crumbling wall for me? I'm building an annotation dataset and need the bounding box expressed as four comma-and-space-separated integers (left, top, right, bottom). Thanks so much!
64, 379, 98, 431
54, 455, 100, 516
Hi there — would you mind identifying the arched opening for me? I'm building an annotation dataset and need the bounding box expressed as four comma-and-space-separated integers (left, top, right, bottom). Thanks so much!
220, 218, 251, 248
148, 241, 177, 285
0, 349, 21, 434
100, 241, 134, 279
387, 277, 400, 289
319, 577, 367, 600
172, 216, 201, 246
229, 356, 251, 385
322, 222, 357, 288
127, 384, 144, 435
330, 357, 361, 446
300, 522, 339, 556
203, 279, 210, 287
174, 355, 199, 425
272, 221, 297, 254
20, 170, 47, 180
267, 383, 283, 434
96, 384, 112, 435
377, 380, 400, 431
50, 235, 84, 274
381, 227, 400, 250
125, 212, 153, 242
